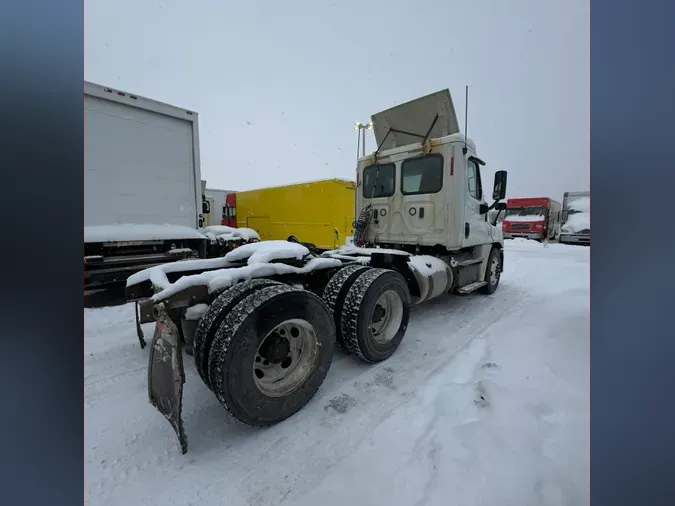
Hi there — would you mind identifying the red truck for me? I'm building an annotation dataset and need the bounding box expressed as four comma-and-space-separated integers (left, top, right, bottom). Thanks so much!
502, 197, 561, 241
222, 193, 237, 227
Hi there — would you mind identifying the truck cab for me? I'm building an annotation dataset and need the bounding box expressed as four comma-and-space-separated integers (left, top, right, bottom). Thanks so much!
354, 89, 507, 297
559, 191, 590, 245
356, 90, 505, 253
222, 193, 237, 227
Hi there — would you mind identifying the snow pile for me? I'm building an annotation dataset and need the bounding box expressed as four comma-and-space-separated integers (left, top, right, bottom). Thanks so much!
562, 197, 590, 234
85, 224, 206, 243
408, 255, 449, 276
129, 241, 320, 293
561, 213, 590, 234
150, 257, 343, 301
200, 225, 237, 236
568, 196, 590, 213
503, 215, 545, 223
225, 240, 309, 264
200, 226, 260, 242
126, 256, 236, 287
233, 228, 260, 241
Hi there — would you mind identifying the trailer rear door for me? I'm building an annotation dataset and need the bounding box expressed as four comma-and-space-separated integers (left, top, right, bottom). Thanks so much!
85, 93, 198, 229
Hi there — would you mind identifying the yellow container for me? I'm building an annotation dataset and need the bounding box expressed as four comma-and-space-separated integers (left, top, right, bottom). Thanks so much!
236, 178, 356, 250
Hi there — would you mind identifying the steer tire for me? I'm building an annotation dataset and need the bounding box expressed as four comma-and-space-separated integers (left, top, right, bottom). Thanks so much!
207, 285, 335, 427
480, 247, 502, 295
193, 279, 282, 390
341, 269, 411, 364
321, 264, 371, 351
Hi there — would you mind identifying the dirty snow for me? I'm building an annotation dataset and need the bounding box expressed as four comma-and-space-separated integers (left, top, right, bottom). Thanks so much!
85, 224, 206, 243
86, 240, 589, 506
503, 215, 546, 222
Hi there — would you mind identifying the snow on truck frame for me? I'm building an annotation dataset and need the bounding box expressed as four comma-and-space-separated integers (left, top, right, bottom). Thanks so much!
125, 89, 509, 454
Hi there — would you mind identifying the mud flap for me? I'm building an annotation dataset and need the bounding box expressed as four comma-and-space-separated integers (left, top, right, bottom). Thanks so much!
147, 303, 188, 454
135, 301, 146, 349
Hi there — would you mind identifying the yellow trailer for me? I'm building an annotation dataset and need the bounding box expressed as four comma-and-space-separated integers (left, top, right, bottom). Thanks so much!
230, 178, 356, 250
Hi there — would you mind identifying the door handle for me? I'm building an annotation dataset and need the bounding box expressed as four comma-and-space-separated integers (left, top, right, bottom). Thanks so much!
465, 223, 470, 238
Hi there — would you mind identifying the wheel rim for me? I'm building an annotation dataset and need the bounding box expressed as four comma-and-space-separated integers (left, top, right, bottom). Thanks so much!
253, 319, 319, 397
489, 255, 501, 285
370, 290, 404, 344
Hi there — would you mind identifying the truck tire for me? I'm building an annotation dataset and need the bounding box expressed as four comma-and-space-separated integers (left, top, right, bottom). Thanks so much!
480, 247, 502, 295
193, 279, 282, 390
321, 264, 371, 351
207, 285, 335, 427
341, 269, 411, 364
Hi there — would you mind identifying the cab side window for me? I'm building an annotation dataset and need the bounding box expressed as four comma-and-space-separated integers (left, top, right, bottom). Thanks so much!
467, 160, 480, 200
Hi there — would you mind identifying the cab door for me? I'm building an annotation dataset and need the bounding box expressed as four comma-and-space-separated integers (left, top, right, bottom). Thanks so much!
462, 155, 490, 247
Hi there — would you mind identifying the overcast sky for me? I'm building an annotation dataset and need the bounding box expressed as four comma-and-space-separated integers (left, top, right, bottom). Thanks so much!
85, 0, 588, 200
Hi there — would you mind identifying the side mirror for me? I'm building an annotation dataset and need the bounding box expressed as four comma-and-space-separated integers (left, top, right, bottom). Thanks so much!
479, 203, 489, 215
494, 202, 507, 211
202, 201, 211, 214
492, 170, 507, 201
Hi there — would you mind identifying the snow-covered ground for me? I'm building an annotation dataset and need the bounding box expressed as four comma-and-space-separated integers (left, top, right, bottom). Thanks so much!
85, 239, 589, 506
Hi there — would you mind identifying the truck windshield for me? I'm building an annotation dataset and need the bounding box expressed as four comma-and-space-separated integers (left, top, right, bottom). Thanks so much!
505, 206, 545, 218
362, 163, 395, 198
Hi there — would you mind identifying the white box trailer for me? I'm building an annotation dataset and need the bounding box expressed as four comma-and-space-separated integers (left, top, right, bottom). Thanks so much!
84, 81, 209, 288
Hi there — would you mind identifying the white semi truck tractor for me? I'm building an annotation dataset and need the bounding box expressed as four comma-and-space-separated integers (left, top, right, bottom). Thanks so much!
125, 88, 508, 454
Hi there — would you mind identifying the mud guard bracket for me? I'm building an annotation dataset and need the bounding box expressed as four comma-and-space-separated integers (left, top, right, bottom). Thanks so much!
134, 302, 146, 348
147, 303, 188, 454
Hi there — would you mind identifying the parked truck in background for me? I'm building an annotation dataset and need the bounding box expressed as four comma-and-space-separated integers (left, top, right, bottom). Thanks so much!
222, 179, 356, 250
204, 188, 236, 227
559, 191, 590, 245
502, 197, 561, 241
84, 81, 210, 289
125, 88, 509, 454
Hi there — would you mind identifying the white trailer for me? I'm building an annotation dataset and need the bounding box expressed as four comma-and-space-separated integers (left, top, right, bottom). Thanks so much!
84, 81, 209, 288
204, 188, 236, 227
559, 191, 590, 245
